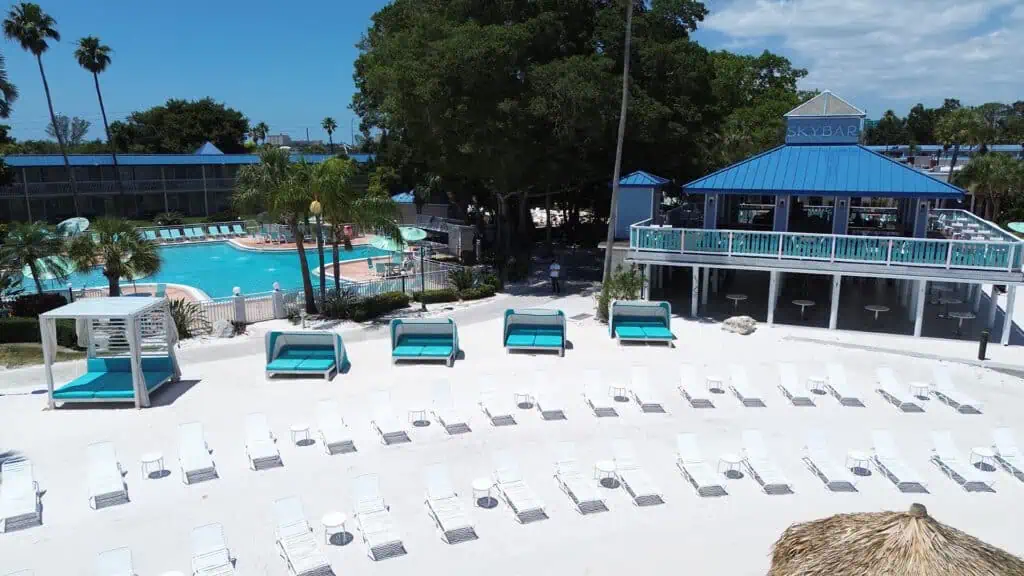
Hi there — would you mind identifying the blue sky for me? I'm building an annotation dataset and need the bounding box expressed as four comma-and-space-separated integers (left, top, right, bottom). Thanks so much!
3, 0, 1021, 142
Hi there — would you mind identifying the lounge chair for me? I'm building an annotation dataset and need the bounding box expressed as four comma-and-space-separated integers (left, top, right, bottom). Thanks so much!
192, 227, 206, 240
281, 229, 296, 244
802, 430, 857, 492
611, 439, 664, 506
316, 399, 355, 455
191, 523, 236, 576
169, 228, 184, 242
629, 366, 666, 413
492, 451, 547, 523
178, 422, 218, 485
931, 367, 984, 413
219, 225, 232, 237
875, 367, 923, 412
778, 363, 813, 406
87, 441, 129, 510
370, 392, 411, 445
825, 363, 864, 406
582, 372, 617, 417
741, 430, 793, 495
678, 364, 714, 408
479, 385, 516, 426
159, 229, 173, 242
431, 380, 471, 434
993, 427, 1022, 478
231, 224, 246, 236
0, 460, 41, 533
208, 226, 221, 238
144, 230, 158, 242
245, 413, 282, 470
351, 474, 406, 559
424, 463, 478, 543
930, 430, 994, 491
675, 433, 727, 497
184, 228, 196, 240
729, 365, 765, 407
871, 429, 927, 492
95, 547, 133, 576
534, 378, 567, 420
554, 442, 608, 514
273, 496, 333, 574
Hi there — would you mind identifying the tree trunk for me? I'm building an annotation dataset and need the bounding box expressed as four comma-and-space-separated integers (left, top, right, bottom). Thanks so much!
993, 198, 1002, 222
948, 144, 960, 185
39, 56, 79, 217
328, 133, 334, 154
601, 0, 633, 283
28, 261, 44, 295
518, 190, 529, 238
107, 272, 120, 297
292, 217, 317, 314
545, 193, 552, 254
94, 73, 126, 218
331, 232, 341, 293
315, 215, 326, 305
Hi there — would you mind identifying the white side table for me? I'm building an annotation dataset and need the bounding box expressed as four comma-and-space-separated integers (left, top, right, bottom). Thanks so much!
290, 423, 311, 445
908, 381, 930, 398
726, 294, 748, 310
806, 376, 827, 395
970, 447, 996, 469
846, 450, 870, 471
407, 408, 428, 424
792, 299, 815, 319
593, 460, 617, 483
718, 453, 743, 475
141, 452, 164, 479
513, 391, 533, 407
609, 383, 628, 399
321, 511, 347, 544
705, 376, 724, 392
471, 477, 494, 507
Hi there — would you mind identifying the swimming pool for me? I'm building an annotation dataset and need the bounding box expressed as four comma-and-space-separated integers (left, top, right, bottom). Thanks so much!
60, 242, 389, 299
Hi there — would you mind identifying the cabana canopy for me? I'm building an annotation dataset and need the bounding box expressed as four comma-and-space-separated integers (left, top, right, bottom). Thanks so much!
39, 297, 181, 409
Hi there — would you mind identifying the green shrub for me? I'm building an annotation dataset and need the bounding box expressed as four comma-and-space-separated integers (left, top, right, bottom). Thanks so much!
413, 288, 458, 304
447, 268, 475, 291
319, 290, 358, 319
459, 284, 495, 301
11, 292, 67, 318
206, 210, 238, 224
154, 211, 184, 226
478, 271, 502, 291
596, 265, 643, 323
169, 298, 209, 339
351, 291, 410, 322
0, 317, 76, 347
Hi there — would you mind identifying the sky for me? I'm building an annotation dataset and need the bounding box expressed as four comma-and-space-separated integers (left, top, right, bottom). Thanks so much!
2, 0, 1021, 143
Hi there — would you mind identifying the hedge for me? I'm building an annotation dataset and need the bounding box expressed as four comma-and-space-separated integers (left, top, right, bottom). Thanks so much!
11, 292, 67, 317
350, 291, 411, 322
0, 317, 78, 348
413, 289, 459, 304
459, 284, 496, 301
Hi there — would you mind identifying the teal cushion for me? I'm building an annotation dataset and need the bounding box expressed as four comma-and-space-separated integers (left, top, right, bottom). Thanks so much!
393, 345, 424, 357
399, 335, 453, 347
506, 333, 535, 346
508, 326, 537, 336
420, 345, 454, 357
642, 326, 673, 339
297, 358, 335, 371
277, 347, 309, 360
533, 334, 563, 347
53, 389, 95, 399
304, 348, 336, 359
534, 326, 563, 335
144, 371, 174, 390
615, 325, 647, 338
267, 358, 305, 370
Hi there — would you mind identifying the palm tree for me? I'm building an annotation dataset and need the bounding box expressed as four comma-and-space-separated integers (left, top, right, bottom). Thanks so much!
252, 121, 269, 146
321, 117, 337, 154
1, 221, 68, 294
66, 218, 160, 297
956, 154, 1023, 222
233, 147, 318, 313
0, 51, 18, 119
75, 36, 125, 216
601, 0, 634, 283
3, 3, 79, 215
935, 107, 984, 187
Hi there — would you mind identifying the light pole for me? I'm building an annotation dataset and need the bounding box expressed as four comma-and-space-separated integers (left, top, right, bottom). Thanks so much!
310, 199, 326, 304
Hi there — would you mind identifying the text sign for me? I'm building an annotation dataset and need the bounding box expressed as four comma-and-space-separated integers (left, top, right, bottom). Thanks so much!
785, 117, 861, 144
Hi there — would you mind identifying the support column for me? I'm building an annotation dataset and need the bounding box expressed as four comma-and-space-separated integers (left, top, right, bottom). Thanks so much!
701, 267, 709, 306
829, 274, 841, 330
711, 268, 720, 293
767, 271, 779, 325
691, 267, 700, 318
773, 195, 790, 232
913, 280, 927, 337
987, 285, 999, 329
972, 284, 982, 313
643, 264, 651, 301
545, 193, 552, 250
908, 280, 920, 324
201, 165, 210, 216
1002, 285, 1017, 345
21, 167, 31, 221
160, 166, 169, 213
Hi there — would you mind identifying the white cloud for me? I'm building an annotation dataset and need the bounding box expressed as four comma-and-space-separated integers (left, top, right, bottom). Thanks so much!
704, 0, 1024, 110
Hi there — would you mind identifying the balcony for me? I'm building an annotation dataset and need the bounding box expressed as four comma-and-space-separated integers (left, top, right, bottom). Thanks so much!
0, 177, 238, 198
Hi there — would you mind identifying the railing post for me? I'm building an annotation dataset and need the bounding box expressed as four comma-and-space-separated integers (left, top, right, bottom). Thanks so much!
945, 242, 954, 269
777, 234, 784, 260
727, 232, 733, 256
271, 282, 285, 319
830, 236, 836, 262
232, 287, 246, 325
886, 239, 893, 265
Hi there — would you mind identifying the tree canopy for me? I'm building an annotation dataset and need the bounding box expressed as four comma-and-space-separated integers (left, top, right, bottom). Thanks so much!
109, 97, 249, 153
863, 100, 1024, 146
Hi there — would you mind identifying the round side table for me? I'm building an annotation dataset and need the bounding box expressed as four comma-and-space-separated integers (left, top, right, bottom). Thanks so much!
471, 477, 494, 507
846, 450, 871, 471
718, 453, 743, 475
141, 452, 164, 479
289, 423, 311, 445
322, 511, 347, 544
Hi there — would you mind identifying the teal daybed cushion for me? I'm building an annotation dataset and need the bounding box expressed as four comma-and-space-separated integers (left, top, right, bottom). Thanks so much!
267, 345, 338, 372
505, 325, 563, 348
393, 334, 454, 358
614, 316, 673, 340
53, 366, 172, 400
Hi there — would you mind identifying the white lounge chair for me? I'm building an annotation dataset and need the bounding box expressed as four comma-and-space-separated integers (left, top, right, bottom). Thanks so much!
316, 400, 355, 455
273, 496, 333, 574
778, 363, 813, 406
95, 547, 133, 576
629, 366, 666, 412
678, 364, 713, 408
245, 413, 282, 470
87, 442, 129, 510
741, 430, 793, 494
611, 439, 664, 506
431, 380, 471, 434
492, 451, 548, 523
930, 430, 995, 491
479, 386, 516, 426
802, 430, 857, 492
729, 365, 765, 407
351, 474, 406, 559
191, 523, 236, 576
554, 442, 608, 514
0, 460, 41, 533
993, 427, 1022, 479
582, 373, 617, 416
424, 463, 477, 543
931, 367, 984, 413
675, 433, 727, 497
871, 429, 927, 492
876, 367, 924, 412
370, 392, 411, 444
534, 381, 567, 420
825, 363, 864, 406
178, 422, 218, 485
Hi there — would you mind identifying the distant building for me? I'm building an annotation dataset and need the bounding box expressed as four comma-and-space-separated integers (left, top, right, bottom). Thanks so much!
265, 134, 292, 146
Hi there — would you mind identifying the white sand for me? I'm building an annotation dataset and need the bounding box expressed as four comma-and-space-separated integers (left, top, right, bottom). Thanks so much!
2, 293, 1024, 575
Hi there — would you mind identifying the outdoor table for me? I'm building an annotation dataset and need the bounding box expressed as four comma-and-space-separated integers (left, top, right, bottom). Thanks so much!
594, 460, 617, 483
938, 296, 963, 318
513, 391, 534, 408
289, 423, 311, 445
792, 299, 815, 319
846, 450, 871, 471
864, 304, 890, 321
472, 478, 495, 507
704, 375, 724, 392
806, 375, 828, 395
949, 311, 976, 336
726, 294, 748, 310
609, 382, 628, 400
717, 453, 744, 476
407, 408, 428, 424
141, 452, 164, 479
908, 381, 931, 398
970, 447, 997, 469
321, 511, 347, 544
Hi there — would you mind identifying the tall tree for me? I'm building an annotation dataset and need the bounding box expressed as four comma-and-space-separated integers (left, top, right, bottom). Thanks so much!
0, 51, 17, 118
321, 117, 337, 153
67, 218, 161, 297
1, 221, 65, 294
905, 104, 935, 145
602, 0, 634, 284
75, 36, 125, 215
935, 107, 985, 181
109, 98, 249, 153
3, 2, 78, 215
252, 121, 269, 146
863, 110, 909, 146
45, 114, 90, 147
956, 154, 1023, 221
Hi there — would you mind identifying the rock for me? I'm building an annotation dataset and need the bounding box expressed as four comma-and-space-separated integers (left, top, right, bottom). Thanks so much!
722, 315, 757, 335
211, 319, 234, 339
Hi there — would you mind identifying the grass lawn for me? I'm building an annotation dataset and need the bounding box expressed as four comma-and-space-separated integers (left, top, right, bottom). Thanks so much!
0, 343, 86, 368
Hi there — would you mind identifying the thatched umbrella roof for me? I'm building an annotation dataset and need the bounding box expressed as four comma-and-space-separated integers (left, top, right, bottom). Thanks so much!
769, 503, 1024, 576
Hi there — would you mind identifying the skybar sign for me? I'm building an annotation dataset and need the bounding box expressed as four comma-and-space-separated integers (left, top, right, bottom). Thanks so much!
785, 117, 861, 144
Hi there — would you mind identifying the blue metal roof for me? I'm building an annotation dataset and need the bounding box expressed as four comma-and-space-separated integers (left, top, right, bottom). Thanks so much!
618, 170, 669, 188
194, 141, 224, 155
2, 152, 375, 167
683, 145, 963, 198
391, 191, 415, 204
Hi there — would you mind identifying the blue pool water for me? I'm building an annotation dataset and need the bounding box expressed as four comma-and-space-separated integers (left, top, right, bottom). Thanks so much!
59, 242, 389, 299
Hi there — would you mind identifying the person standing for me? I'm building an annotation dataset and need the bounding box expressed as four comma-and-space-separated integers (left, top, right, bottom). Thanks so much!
549, 259, 561, 294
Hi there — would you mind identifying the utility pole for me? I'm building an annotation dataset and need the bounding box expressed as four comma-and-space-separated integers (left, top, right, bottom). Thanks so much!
601, 0, 634, 284
306, 127, 310, 143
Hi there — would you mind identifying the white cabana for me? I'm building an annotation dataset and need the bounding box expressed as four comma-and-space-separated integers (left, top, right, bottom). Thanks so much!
39, 297, 181, 409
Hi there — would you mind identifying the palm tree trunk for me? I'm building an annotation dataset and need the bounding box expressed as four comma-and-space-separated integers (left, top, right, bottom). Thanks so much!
601, 0, 633, 283
316, 215, 326, 304
948, 144, 960, 185
38, 55, 79, 217
106, 271, 120, 297
292, 217, 317, 314
331, 229, 341, 293
93, 72, 126, 218
28, 261, 44, 295
328, 133, 334, 154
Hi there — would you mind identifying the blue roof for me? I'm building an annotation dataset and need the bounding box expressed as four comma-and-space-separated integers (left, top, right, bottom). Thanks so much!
866, 144, 1022, 154
618, 170, 669, 188
683, 144, 963, 199
194, 141, 224, 155
2, 152, 375, 167
392, 191, 415, 204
